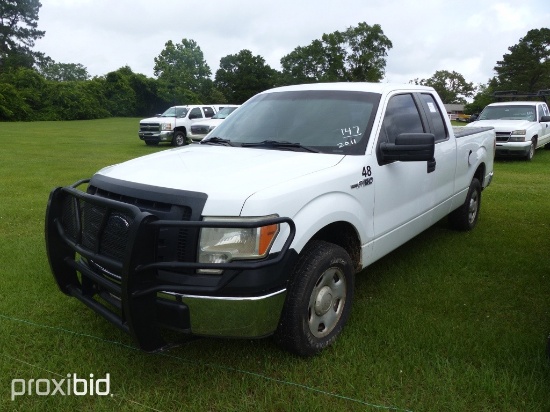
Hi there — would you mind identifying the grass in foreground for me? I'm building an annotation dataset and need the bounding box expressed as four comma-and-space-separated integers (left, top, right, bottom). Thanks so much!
0, 118, 549, 411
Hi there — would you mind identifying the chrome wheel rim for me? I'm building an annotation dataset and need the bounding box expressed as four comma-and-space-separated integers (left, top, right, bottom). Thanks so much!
308, 267, 347, 338
468, 190, 479, 225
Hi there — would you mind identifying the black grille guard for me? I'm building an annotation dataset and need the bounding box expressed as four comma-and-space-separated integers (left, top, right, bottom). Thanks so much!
45, 180, 296, 351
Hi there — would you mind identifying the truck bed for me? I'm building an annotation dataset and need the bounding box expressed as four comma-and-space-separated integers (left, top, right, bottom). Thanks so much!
453, 126, 494, 138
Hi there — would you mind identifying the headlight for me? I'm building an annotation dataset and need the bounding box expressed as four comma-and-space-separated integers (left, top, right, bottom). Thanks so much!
508, 130, 525, 142
198, 216, 280, 273
160, 123, 173, 131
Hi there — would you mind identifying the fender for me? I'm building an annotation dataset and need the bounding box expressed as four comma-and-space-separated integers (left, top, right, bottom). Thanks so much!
264, 191, 372, 265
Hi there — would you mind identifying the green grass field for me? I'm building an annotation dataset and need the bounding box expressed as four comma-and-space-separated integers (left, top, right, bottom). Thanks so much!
1, 118, 549, 411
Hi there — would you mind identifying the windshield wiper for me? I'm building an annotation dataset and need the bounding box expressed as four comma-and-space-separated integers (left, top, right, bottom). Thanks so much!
241, 140, 320, 153
201, 136, 233, 146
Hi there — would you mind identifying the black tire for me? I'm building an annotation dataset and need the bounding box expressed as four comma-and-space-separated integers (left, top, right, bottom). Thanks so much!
525, 139, 536, 161
275, 240, 354, 357
172, 131, 187, 147
449, 178, 481, 231
145, 140, 158, 146
544, 142, 550, 150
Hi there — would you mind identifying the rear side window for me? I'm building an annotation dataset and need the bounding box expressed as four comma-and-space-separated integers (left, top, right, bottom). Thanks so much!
381, 94, 424, 143
420, 93, 448, 142
203, 107, 215, 118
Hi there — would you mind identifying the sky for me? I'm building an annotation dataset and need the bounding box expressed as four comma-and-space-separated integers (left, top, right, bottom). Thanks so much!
34, 0, 550, 87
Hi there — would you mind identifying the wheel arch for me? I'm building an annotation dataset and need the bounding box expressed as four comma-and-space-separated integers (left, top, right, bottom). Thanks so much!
276, 192, 368, 273
473, 162, 485, 187
306, 221, 362, 273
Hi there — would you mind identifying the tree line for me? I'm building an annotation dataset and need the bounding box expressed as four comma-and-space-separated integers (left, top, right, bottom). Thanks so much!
0, 0, 549, 121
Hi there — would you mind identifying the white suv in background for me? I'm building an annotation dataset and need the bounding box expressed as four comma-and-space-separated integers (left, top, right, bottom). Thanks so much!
190, 105, 240, 141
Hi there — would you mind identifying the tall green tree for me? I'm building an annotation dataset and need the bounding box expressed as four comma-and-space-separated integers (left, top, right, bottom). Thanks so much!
38, 59, 89, 81
0, 0, 45, 72
215, 49, 277, 103
153, 39, 211, 104
464, 82, 495, 115
494, 28, 550, 93
280, 22, 392, 84
412, 70, 475, 104
0, 67, 47, 120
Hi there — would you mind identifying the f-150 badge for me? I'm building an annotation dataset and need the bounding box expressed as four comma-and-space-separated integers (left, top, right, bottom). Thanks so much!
351, 177, 373, 189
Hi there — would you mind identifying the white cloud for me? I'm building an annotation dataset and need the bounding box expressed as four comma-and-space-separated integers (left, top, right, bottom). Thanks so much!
34, 0, 550, 86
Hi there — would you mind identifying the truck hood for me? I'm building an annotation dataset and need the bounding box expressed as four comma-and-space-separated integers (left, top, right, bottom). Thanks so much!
468, 119, 532, 131
140, 116, 169, 123
96, 145, 344, 215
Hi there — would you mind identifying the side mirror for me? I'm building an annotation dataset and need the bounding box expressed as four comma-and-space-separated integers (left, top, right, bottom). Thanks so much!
540, 115, 550, 122
380, 133, 435, 162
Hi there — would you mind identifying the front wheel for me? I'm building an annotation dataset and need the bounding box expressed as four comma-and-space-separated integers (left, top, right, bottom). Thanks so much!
525, 139, 536, 161
172, 131, 187, 147
448, 178, 481, 231
275, 240, 354, 357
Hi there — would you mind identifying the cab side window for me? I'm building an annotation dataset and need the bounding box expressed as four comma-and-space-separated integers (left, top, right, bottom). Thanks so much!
381, 94, 424, 144
189, 107, 203, 119
538, 104, 549, 119
420, 93, 448, 142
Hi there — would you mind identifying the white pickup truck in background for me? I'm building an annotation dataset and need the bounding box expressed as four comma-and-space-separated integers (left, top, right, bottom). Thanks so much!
46, 83, 495, 356
138, 105, 219, 146
466, 92, 550, 160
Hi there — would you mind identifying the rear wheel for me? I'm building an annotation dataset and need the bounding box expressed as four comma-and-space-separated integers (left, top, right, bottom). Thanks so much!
275, 240, 354, 357
449, 178, 481, 231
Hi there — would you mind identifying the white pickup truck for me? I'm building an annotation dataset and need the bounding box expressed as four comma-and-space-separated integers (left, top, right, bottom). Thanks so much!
46, 83, 495, 356
466, 96, 550, 160
138, 105, 218, 146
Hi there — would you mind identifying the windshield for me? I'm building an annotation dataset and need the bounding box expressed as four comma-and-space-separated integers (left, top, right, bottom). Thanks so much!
212, 106, 238, 119
205, 90, 380, 154
160, 107, 188, 118
478, 105, 536, 121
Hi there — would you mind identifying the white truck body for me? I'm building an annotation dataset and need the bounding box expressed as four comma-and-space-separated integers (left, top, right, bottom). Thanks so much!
467, 100, 550, 160
46, 82, 495, 356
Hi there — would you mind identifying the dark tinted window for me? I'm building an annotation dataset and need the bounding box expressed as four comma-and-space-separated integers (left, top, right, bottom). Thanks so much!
420, 93, 448, 142
189, 107, 203, 119
203, 107, 215, 118
381, 94, 424, 143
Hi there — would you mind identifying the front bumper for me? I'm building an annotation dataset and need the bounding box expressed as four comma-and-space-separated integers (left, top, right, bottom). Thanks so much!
45, 180, 296, 351
138, 130, 174, 143
495, 142, 531, 157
